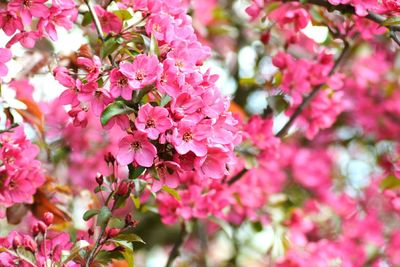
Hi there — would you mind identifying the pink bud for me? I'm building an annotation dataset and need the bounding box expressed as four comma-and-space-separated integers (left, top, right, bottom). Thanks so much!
43, 212, 54, 226
37, 221, 47, 234
23, 237, 37, 253
12, 235, 22, 249
107, 228, 120, 238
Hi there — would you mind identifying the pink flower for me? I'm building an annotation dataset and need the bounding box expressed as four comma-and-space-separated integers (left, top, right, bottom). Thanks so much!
7, 0, 49, 25
119, 54, 161, 89
116, 131, 157, 167
94, 5, 122, 34
0, 11, 23, 36
0, 48, 12, 77
77, 56, 101, 82
109, 68, 134, 100
171, 120, 210, 157
152, 160, 181, 191
135, 103, 172, 140
195, 147, 228, 179
6, 31, 40, 48
0, 126, 45, 207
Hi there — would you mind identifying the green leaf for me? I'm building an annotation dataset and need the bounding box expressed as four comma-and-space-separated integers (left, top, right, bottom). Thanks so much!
16, 247, 36, 266
160, 94, 172, 106
97, 206, 112, 227
383, 16, 400, 26
149, 33, 160, 56
83, 209, 99, 221
82, 12, 93, 26
267, 95, 289, 114
380, 175, 400, 190
128, 164, 146, 179
113, 10, 133, 21
131, 195, 141, 209
100, 101, 134, 126
62, 240, 90, 263
113, 233, 145, 243
161, 185, 181, 201
108, 217, 125, 228
101, 37, 120, 59
122, 249, 134, 267
94, 185, 107, 193
251, 221, 263, 232
95, 249, 124, 264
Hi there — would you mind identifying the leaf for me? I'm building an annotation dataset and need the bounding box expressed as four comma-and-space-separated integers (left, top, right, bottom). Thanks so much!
131, 195, 141, 209
383, 16, 400, 26
16, 247, 36, 266
113, 232, 145, 243
100, 101, 134, 125
161, 185, 181, 201
31, 188, 71, 224
128, 165, 146, 180
267, 95, 289, 114
62, 240, 90, 263
97, 206, 112, 227
149, 33, 160, 56
380, 175, 400, 190
101, 37, 120, 59
82, 12, 93, 26
83, 209, 99, 221
160, 94, 172, 106
95, 249, 124, 264
6, 204, 29, 225
113, 10, 133, 21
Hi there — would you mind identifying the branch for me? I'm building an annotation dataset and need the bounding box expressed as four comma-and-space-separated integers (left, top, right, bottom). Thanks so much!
275, 40, 349, 137
165, 222, 186, 267
285, 0, 400, 43
84, 0, 115, 66
226, 41, 350, 186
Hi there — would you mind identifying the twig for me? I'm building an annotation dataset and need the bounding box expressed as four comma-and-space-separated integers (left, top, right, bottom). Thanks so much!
275, 40, 349, 137
165, 222, 186, 267
226, 41, 349, 186
83, 0, 115, 66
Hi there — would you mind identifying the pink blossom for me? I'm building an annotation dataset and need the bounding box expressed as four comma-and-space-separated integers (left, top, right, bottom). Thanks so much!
76, 56, 101, 82
0, 48, 12, 77
119, 54, 161, 89
195, 147, 228, 179
171, 120, 211, 157
6, 31, 40, 48
94, 5, 122, 34
0, 11, 23, 36
109, 68, 134, 100
135, 103, 172, 139
117, 131, 157, 167
7, 0, 49, 25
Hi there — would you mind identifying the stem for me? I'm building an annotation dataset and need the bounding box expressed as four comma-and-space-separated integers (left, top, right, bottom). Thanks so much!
275, 41, 349, 137
285, 0, 400, 45
165, 222, 186, 267
226, 41, 349, 186
83, 0, 115, 66
84, 192, 114, 267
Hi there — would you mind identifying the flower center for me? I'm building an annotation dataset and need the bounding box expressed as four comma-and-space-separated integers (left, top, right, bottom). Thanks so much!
135, 70, 146, 81
23, 0, 32, 7
145, 119, 156, 128
118, 77, 128, 88
183, 132, 192, 142
131, 141, 141, 151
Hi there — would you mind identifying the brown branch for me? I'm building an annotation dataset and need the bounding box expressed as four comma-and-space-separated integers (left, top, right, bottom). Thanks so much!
226, 41, 349, 186
165, 222, 186, 267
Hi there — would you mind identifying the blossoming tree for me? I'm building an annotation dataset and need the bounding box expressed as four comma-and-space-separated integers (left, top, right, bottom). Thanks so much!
1, 0, 400, 266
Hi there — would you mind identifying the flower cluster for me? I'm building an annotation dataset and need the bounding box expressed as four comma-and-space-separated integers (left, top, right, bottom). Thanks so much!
0, 126, 45, 218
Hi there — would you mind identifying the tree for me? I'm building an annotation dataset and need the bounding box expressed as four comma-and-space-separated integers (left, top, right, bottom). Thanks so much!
1, 0, 400, 266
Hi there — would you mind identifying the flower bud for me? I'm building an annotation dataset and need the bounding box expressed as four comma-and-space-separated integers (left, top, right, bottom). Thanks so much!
43, 212, 54, 226
104, 152, 115, 164
106, 228, 120, 238
12, 235, 22, 249
32, 224, 40, 236
37, 221, 47, 234
95, 174, 104, 185
117, 181, 129, 196
23, 237, 37, 253
88, 228, 94, 236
